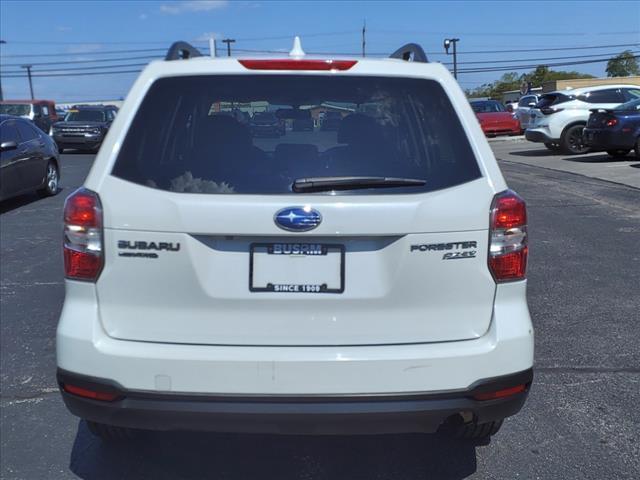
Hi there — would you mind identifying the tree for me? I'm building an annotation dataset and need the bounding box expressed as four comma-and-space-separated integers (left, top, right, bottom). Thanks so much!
606, 50, 640, 77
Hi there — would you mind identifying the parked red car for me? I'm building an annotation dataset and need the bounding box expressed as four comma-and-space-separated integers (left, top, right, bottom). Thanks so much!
470, 100, 521, 137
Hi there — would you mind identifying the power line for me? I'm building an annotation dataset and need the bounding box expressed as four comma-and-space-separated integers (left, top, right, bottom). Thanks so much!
2, 42, 638, 59
1, 69, 142, 78
1, 54, 161, 67
459, 55, 640, 73
2, 62, 150, 75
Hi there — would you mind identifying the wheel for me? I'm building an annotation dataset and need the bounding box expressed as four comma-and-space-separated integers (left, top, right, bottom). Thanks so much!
86, 421, 138, 441
454, 419, 503, 440
606, 149, 630, 158
560, 124, 589, 155
36, 161, 59, 197
544, 142, 561, 151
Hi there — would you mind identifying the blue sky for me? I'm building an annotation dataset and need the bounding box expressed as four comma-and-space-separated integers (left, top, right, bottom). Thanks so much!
1, 0, 638, 102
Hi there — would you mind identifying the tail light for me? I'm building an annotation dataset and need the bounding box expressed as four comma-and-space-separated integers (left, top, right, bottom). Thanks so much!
605, 118, 618, 127
540, 107, 563, 115
63, 188, 104, 281
488, 190, 528, 282
238, 59, 357, 71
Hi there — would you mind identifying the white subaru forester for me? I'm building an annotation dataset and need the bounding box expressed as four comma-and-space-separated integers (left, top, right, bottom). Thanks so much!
56, 39, 534, 441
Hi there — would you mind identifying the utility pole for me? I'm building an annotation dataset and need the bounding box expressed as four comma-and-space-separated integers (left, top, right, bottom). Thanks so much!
21, 65, 34, 99
0, 40, 6, 101
221, 38, 235, 57
362, 20, 366, 57
443, 38, 460, 79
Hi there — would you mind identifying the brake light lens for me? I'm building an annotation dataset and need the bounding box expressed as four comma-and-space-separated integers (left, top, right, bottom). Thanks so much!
63, 188, 104, 281
473, 384, 526, 401
605, 118, 618, 127
63, 384, 119, 402
489, 190, 528, 282
238, 59, 357, 71
540, 107, 563, 115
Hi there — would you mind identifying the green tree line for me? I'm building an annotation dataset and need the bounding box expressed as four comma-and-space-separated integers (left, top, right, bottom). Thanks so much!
466, 50, 639, 99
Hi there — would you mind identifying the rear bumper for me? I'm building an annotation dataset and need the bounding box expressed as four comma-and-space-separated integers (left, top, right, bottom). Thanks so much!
58, 368, 532, 434
525, 129, 557, 144
583, 128, 635, 150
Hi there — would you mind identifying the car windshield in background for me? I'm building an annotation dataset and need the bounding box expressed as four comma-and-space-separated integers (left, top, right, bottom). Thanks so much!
64, 110, 106, 122
112, 75, 481, 195
614, 98, 640, 111
0, 104, 31, 116
470, 101, 505, 113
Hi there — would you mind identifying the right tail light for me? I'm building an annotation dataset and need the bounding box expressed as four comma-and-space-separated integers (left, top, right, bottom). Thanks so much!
63, 188, 104, 281
488, 190, 528, 282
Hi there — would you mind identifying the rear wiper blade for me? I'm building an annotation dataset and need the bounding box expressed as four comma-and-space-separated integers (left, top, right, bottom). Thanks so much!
292, 176, 426, 193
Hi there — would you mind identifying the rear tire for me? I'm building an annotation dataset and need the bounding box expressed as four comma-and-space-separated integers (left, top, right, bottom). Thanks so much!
454, 419, 503, 440
606, 149, 630, 158
86, 421, 138, 441
560, 124, 589, 155
36, 161, 59, 197
544, 142, 561, 151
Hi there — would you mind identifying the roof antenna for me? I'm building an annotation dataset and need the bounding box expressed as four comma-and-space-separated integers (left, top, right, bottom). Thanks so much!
289, 36, 305, 57
209, 36, 216, 58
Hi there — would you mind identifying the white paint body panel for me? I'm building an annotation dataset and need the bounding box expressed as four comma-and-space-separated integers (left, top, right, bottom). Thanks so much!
57, 55, 534, 394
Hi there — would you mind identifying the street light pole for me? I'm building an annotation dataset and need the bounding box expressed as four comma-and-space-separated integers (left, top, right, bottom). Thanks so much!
0, 40, 6, 101
221, 38, 235, 57
21, 65, 34, 99
443, 38, 460, 79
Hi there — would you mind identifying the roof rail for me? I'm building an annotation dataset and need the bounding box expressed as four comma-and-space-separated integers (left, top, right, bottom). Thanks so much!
389, 43, 428, 63
165, 41, 203, 61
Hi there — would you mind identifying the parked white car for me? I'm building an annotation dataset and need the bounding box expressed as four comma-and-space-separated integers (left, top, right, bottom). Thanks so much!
525, 85, 640, 154
56, 39, 534, 441
515, 94, 541, 130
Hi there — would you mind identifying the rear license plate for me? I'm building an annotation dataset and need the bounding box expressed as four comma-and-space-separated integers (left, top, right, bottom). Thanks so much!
250, 243, 345, 293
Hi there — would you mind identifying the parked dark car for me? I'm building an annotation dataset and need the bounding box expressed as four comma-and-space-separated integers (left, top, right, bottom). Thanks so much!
583, 98, 640, 158
0, 100, 60, 133
51, 105, 118, 152
0, 115, 60, 201
320, 111, 343, 131
249, 112, 285, 137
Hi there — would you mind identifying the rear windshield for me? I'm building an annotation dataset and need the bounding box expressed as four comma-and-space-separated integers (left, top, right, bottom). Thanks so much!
614, 98, 640, 111
0, 104, 31, 116
65, 110, 106, 122
112, 75, 481, 195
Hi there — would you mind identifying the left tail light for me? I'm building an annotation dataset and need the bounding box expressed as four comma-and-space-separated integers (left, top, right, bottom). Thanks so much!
63, 188, 104, 281
488, 190, 528, 282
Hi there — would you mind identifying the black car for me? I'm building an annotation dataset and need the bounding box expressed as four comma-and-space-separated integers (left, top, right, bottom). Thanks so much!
0, 115, 60, 201
249, 112, 285, 137
51, 105, 118, 153
583, 98, 640, 158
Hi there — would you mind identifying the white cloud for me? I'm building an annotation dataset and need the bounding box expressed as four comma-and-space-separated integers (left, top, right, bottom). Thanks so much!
160, 1, 228, 14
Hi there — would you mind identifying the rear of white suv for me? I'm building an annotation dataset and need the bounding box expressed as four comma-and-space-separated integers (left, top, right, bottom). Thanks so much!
525, 85, 640, 154
56, 42, 534, 440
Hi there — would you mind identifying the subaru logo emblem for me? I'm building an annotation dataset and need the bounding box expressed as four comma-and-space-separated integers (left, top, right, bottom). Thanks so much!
274, 207, 322, 232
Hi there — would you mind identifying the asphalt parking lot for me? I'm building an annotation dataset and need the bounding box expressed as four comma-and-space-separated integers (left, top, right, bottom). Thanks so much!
1, 146, 639, 479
